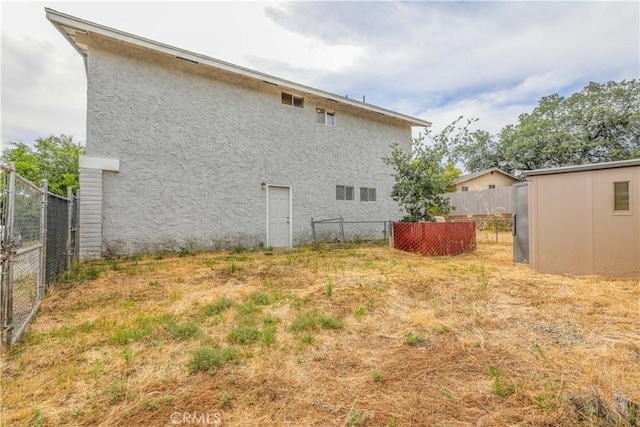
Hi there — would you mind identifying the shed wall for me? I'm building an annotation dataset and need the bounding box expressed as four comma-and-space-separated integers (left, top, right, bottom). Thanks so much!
82, 36, 411, 255
591, 167, 640, 276
529, 165, 639, 277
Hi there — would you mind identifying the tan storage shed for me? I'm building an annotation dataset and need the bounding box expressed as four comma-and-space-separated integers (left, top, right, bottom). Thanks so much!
526, 159, 640, 277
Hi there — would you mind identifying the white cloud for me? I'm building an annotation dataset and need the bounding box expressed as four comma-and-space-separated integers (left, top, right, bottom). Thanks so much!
0, 1, 638, 145
1, 29, 86, 143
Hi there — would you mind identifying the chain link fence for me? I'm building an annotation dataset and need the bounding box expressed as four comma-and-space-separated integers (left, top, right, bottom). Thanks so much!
449, 217, 514, 244
46, 193, 70, 283
309, 216, 513, 251
311, 217, 392, 248
2, 169, 44, 350
1, 164, 78, 350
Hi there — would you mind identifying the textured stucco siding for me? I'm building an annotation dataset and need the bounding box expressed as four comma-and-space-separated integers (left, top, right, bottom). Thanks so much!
84, 36, 412, 255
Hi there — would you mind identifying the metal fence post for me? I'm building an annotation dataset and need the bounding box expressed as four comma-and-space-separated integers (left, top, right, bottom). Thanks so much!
75, 189, 80, 262
1, 163, 17, 349
40, 180, 48, 298
66, 187, 73, 267
383, 221, 387, 242
340, 216, 345, 244
311, 217, 316, 249
494, 218, 498, 243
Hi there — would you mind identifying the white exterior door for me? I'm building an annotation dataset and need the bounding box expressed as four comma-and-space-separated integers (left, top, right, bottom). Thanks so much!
267, 186, 291, 247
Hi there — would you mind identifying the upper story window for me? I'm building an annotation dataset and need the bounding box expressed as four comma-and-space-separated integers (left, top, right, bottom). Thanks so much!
282, 92, 304, 108
488, 184, 496, 189
614, 181, 630, 212
360, 187, 376, 202
316, 109, 336, 126
461, 186, 469, 192
336, 185, 354, 201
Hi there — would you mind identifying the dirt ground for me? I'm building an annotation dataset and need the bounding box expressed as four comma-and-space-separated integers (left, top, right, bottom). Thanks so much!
1, 241, 639, 426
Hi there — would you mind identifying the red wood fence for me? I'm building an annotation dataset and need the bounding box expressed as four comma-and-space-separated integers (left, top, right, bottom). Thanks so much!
393, 222, 476, 256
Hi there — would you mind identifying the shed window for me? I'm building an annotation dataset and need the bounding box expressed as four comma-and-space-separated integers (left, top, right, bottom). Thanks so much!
461, 186, 469, 192
488, 184, 496, 189
336, 185, 354, 201
614, 181, 630, 212
360, 187, 376, 202
282, 93, 304, 108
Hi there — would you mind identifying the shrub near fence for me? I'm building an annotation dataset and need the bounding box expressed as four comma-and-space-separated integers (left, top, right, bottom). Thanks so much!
393, 222, 476, 256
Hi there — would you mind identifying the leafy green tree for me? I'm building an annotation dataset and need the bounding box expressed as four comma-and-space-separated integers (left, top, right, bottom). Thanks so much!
1, 134, 85, 196
443, 161, 463, 193
383, 120, 465, 222
451, 79, 640, 175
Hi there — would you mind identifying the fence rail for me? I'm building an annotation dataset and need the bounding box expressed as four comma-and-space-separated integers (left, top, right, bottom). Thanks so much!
1, 163, 79, 350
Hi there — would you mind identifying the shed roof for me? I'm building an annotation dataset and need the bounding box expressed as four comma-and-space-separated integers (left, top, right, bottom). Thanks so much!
46, 8, 432, 128
454, 167, 517, 184
524, 159, 640, 177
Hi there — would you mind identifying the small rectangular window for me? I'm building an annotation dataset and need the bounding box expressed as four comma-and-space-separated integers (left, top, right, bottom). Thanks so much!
360, 187, 376, 202
282, 92, 303, 108
488, 184, 496, 189
316, 108, 335, 126
346, 186, 354, 201
614, 181, 630, 211
326, 112, 335, 126
461, 186, 469, 192
316, 109, 325, 124
336, 185, 354, 201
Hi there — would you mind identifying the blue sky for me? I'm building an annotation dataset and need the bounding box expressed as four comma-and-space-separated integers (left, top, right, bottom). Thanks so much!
1, 1, 638, 149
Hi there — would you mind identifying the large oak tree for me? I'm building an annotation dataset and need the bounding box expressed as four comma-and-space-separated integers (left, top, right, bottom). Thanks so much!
451, 79, 640, 175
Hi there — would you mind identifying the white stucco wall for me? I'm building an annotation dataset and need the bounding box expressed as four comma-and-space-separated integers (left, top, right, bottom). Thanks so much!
82, 36, 412, 256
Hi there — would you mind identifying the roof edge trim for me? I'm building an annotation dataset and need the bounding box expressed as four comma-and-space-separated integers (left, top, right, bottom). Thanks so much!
524, 159, 640, 176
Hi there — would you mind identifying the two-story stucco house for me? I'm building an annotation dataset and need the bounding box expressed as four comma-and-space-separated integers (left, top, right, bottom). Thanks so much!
47, 9, 430, 258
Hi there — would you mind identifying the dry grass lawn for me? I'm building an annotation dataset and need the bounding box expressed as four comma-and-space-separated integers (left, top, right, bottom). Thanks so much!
1, 240, 639, 426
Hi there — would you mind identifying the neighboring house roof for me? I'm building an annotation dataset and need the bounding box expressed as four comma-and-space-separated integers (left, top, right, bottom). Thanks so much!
524, 159, 640, 177
454, 167, 517, 185
45, 8, 432, 128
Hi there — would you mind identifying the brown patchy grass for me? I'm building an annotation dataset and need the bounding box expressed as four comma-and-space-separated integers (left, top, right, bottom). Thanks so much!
1, 242, 639, 426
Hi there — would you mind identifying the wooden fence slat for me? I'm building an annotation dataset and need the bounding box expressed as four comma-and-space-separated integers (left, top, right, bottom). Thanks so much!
443, 187, 513, 216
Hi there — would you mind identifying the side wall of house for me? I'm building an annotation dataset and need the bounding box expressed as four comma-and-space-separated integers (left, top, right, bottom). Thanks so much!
81, 36, 411, 256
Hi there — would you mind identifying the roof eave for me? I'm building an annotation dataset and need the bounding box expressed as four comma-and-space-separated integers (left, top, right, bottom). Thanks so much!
45, 8, 431, 128
525, 159, 640, 177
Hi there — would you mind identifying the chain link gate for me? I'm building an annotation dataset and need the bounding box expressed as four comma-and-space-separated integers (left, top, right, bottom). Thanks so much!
1, 163, 79, 350
1, 164, 45, 350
